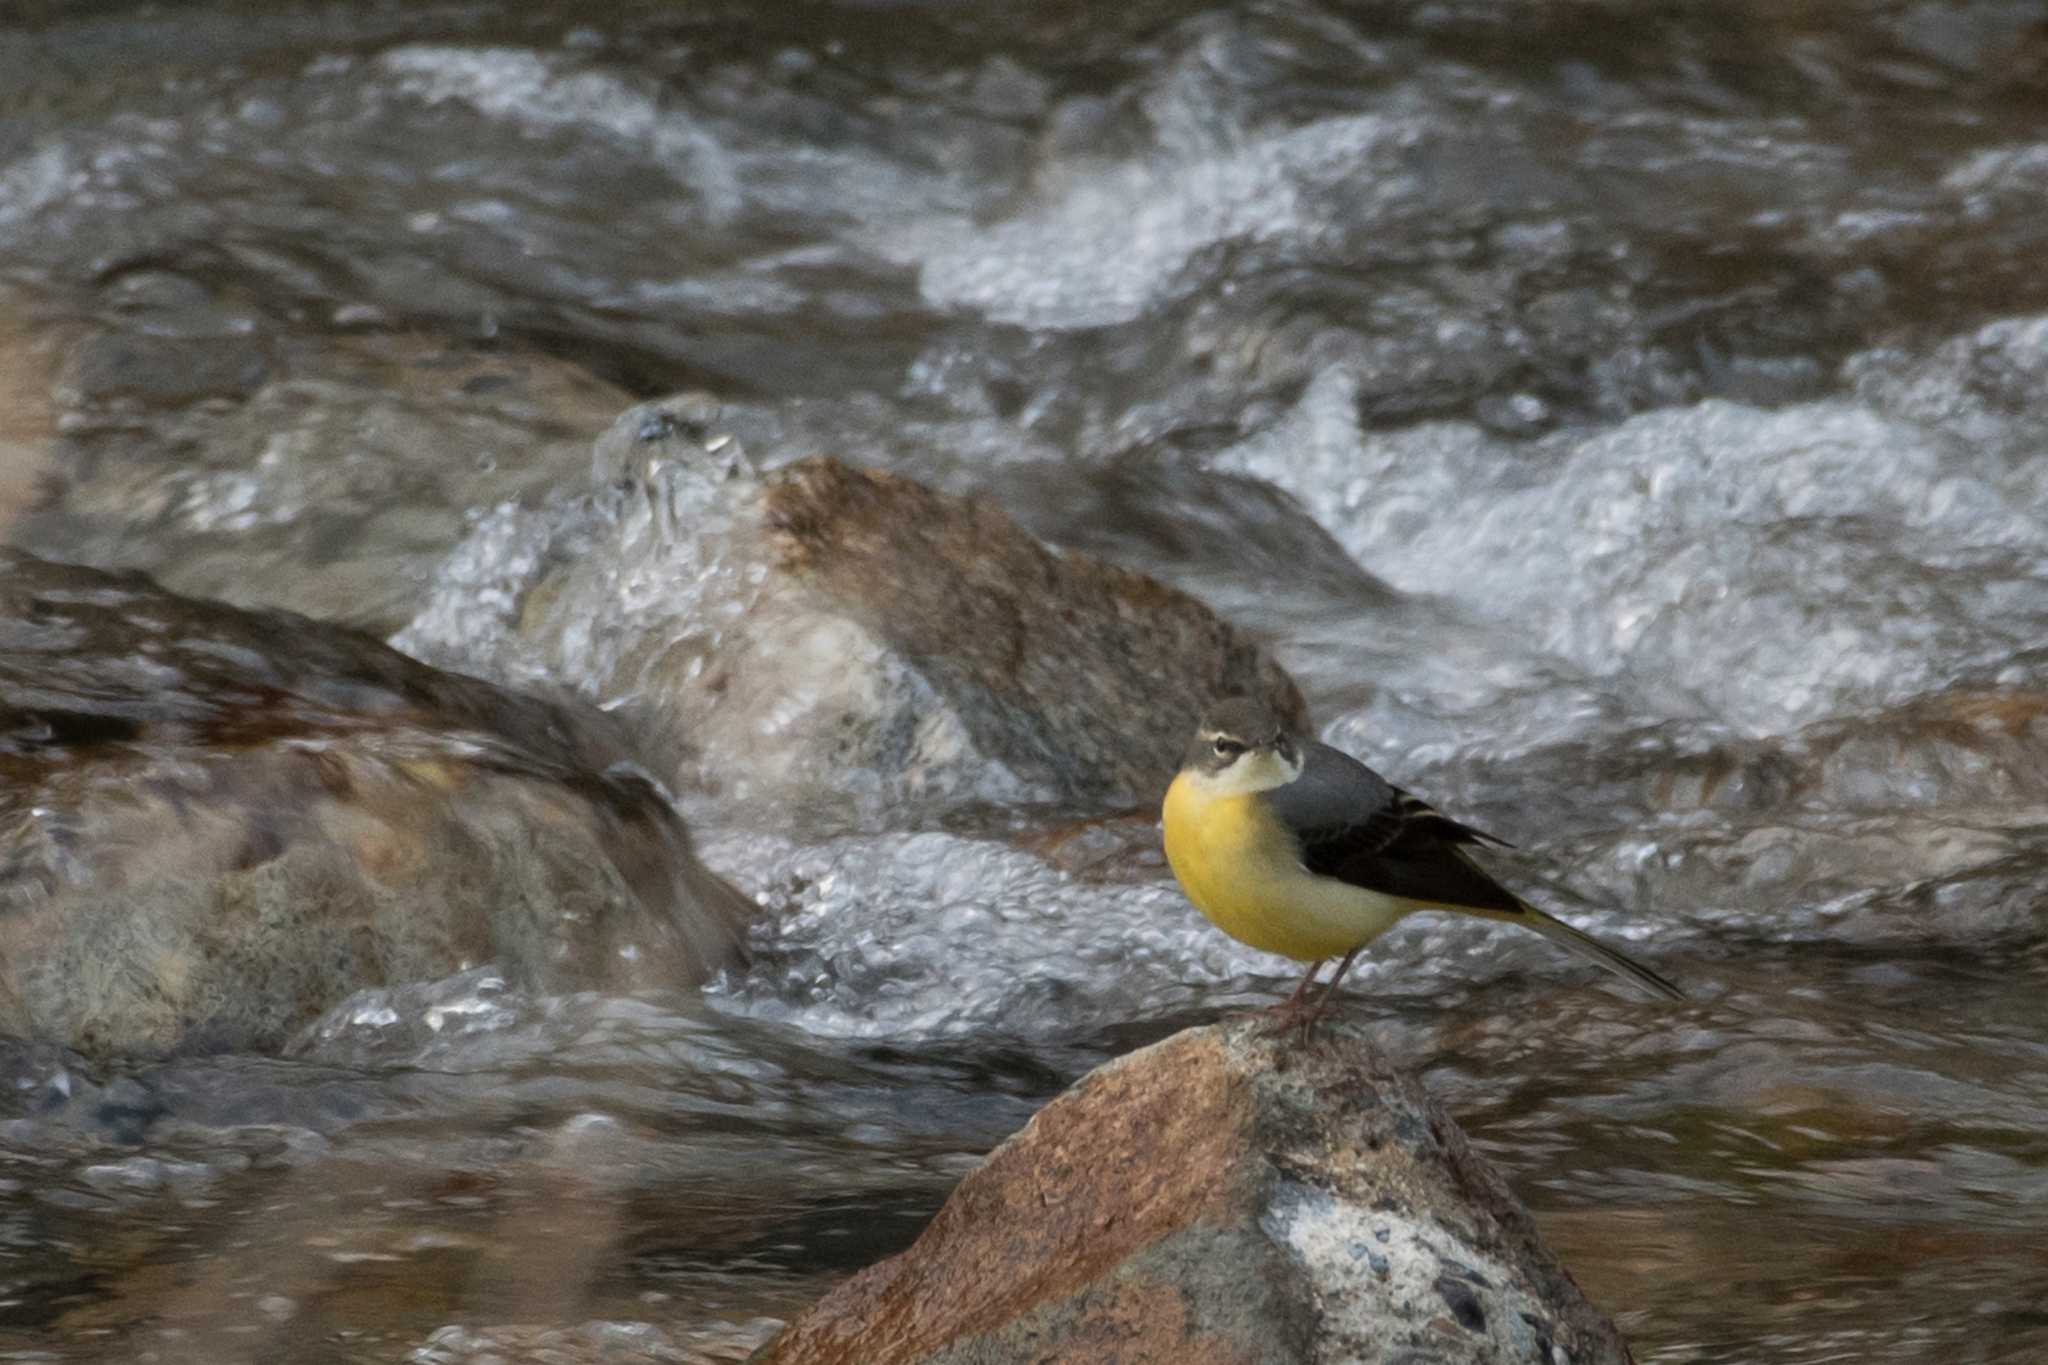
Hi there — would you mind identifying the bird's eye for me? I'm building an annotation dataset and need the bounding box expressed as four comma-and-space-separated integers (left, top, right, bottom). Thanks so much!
1212, 738, 1245, 759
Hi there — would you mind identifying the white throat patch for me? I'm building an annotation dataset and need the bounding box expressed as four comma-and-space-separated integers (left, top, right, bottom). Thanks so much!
1189, 747, 1303, 797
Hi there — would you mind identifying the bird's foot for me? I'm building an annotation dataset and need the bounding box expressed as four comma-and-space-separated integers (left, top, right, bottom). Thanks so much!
1254, 997, 1325, 1043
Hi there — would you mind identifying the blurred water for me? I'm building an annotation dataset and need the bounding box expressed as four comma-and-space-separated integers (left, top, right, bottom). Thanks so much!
6, 1, 2048, 1362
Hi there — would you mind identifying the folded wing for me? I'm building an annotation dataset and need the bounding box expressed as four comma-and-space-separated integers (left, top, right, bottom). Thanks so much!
1265, 740, 1523, 914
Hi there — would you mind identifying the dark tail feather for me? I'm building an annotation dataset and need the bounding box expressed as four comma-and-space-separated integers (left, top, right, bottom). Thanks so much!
1521, 906, 1686, 1001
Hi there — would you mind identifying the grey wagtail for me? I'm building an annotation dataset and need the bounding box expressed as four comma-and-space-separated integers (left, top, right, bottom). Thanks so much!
1163, 697, 1683, 1032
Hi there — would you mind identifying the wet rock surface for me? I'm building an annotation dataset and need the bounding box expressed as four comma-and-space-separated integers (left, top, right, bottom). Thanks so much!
1645, 685, 2048, 816
400, 397, 1305, 822
0, 550, 753, 1056
12, 322, 633, 635
3, 3, 2048, 1362
0, 295, 63, 532
756, 1020, 1631, 1365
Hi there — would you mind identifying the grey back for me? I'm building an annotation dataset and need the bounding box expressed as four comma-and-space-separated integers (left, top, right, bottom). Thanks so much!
1263, 739, 1396, 840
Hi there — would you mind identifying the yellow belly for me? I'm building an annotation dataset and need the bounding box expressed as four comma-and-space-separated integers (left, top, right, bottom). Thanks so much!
1161, 772, 1407, 963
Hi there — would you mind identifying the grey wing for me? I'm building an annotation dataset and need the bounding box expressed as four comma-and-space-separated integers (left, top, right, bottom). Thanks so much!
1267, 740, 1522, 912
1263, 740, 1398, 843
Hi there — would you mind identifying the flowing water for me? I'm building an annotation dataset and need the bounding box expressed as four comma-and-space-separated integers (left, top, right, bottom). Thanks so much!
5, 1, 2048, 1360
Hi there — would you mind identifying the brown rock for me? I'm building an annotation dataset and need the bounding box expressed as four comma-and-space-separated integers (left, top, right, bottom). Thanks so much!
1010, 808, 1164, 883
0, 550, 753, 1056
400, 396, 1305, 822
754, 1020, 1633, 1365
0, 292, 66, 533
763, 458, 1300, 807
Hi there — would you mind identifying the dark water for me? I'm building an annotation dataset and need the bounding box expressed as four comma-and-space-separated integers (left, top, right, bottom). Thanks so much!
5, 1, 2048, 1361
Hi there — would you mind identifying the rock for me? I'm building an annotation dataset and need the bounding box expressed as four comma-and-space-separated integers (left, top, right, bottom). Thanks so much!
753, 1020, 1633, 1365
1009, 809, 1166, 883
56, 329, 273, 406
0, 293, 66, 533
1644, 685, 2048, 815
1492, 683, 2048, 949
0, 550, 754, 1057
14, 308, 634, 634
399, 396, 1305, 822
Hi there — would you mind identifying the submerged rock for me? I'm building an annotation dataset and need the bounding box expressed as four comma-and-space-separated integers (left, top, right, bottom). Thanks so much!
754, 1019, 1632, 1365
400, 396, 1305, 822
1645, 685, 2048, 816
1516, 683, 2048, 948
0, 551, 754, 1057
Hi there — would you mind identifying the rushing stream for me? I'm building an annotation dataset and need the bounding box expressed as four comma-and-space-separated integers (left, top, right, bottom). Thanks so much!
5, 1, 2048, 1361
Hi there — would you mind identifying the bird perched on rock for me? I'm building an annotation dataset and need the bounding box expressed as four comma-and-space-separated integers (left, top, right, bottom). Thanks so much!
1162, 697, 1682, 1035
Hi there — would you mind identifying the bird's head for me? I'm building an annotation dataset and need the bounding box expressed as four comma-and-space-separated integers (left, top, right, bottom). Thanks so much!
1182, 697, 1304, 794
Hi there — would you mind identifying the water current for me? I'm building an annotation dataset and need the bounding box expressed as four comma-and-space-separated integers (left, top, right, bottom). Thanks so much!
4, 1, 2048, 1361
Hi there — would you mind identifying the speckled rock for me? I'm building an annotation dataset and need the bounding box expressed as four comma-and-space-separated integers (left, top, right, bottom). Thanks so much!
0, 551, 754, 1057
753, 1019, 1633, 1365
399, 395, 1305, 822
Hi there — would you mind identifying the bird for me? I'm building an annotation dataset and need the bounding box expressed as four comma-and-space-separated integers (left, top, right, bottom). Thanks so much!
1161, 696, 1682, 1035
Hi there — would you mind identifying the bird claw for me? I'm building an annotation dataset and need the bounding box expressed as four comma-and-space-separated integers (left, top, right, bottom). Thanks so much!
1254, 997, 1331, 1043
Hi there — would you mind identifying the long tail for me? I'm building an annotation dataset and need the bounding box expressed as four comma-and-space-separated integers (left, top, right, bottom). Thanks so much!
1518, 905, 1686, 1001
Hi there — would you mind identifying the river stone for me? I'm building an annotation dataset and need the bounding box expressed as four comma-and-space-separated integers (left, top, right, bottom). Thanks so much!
399, 395, 1306, 820
1642, 685, 2048, 815
753, 1019, 1633, 1365
13, 307, 633, 635
0, 550, 754, 1057
0, 294, 65, 532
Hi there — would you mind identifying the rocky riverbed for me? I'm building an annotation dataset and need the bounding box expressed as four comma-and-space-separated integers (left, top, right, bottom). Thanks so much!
5, 2, 2048, 1362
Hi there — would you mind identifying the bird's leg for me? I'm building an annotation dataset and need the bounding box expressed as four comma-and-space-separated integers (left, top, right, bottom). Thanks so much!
1299, 946, 1364, 1037
1280, 958, 1324, 1011
1256, 959, 1325, 1037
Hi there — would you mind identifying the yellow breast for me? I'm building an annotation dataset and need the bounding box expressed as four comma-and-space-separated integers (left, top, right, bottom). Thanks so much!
1161, 771, 1403, 962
